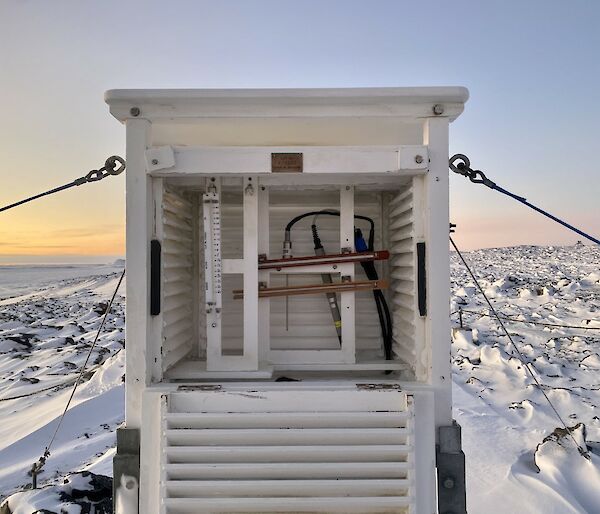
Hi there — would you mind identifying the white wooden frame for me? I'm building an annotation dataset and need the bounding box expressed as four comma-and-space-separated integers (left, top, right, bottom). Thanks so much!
145, 145, 428, 176
267, 185, 356, 366
111, 87, 468, 514
423, 118, 453, 431
125, 118, 152, 429
206, 177, 260, 371
124, 118, 453, 426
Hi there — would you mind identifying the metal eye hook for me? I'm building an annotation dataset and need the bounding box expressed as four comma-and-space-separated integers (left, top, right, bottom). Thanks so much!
105, 155, 126, 175
449, 154, 471, 175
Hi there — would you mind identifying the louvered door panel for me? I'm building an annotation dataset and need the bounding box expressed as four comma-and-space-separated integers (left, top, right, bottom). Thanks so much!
161, 187, 195, 371
388, 183, 415, 375
160, 388, 415, 513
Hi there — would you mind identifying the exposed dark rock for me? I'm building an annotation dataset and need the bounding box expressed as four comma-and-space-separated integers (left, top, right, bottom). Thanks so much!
93, 303, 108, 315
6, 334, 36, 349
1, 472, 112, 514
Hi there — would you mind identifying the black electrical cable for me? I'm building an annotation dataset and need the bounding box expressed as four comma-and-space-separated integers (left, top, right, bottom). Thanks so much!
288, 211, 394, 362
373, 291, 392, 360
287, 211, 393, 360
375, 290, 393, 360
285, 210, 374, 234
311, 224, 343, 344
356, 231, 393, 361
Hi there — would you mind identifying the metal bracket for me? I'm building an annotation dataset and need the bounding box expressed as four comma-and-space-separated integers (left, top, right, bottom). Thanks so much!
113, 427, 140, 510
178, 384, 223, 391
145, 146, 175, 172
399, 145, 429, 170
436, 421, 467, 514
356, 383, 402, 391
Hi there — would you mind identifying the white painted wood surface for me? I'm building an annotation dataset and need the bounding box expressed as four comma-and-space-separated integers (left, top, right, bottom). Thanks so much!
154, 386, 420, 514
423, 117, 453, 430
124, 118, 151, 428
112, 87, 468, 514
161, 186, 195, 372
146, 145, 428, 176
106, 87, 468, 122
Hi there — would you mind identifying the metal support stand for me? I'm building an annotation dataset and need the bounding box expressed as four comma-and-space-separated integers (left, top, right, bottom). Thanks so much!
436, 421, 467, 514
113, 427, 140, 511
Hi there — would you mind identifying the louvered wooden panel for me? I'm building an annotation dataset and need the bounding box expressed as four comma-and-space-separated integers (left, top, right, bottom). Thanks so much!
388, 183, 417, 376
160, 388, 415, 514
161, 187, 196, 372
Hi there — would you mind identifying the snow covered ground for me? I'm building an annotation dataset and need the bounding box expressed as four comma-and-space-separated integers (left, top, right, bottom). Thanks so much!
0, 264, 125, 512
1, 245, 600, 513
451, 244, 600, 513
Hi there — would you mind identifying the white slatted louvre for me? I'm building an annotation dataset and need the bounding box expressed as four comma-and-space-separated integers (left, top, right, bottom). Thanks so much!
387, 178, 426, 378
161, 187, 197, 371
160, 388, 415, 514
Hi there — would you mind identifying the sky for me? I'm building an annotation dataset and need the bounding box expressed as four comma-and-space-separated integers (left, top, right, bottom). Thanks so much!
0, 0, 599, 262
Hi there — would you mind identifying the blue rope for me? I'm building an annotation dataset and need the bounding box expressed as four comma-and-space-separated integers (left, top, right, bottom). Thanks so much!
492, 184, 600, 246
449, 154, 600, 246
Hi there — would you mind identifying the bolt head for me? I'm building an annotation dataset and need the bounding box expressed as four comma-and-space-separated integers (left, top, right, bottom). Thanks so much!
211, 322, 217, 328
433, 104, 444, 115
443, 477, 455, 489
414, 155, 424, 164
130, 107, 141, 117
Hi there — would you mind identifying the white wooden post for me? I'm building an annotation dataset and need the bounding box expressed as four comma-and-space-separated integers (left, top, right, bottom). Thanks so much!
423, 117, 453, 431
339, 185, 356, 363
208, 177, 260, 371
257, 183, 270, 365
138, 391, 164, 514
242, 176, 259, 369
125, 118, 152, 429
411, 391, 438, 514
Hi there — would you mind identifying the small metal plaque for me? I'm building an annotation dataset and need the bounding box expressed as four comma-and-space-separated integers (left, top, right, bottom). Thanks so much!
271, 153, 303, 173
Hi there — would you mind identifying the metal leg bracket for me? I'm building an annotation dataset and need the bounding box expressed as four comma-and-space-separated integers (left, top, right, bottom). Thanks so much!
437, 421, 467, 514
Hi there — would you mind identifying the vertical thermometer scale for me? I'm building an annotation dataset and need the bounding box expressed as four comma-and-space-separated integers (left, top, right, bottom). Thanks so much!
203, 191, 222, 317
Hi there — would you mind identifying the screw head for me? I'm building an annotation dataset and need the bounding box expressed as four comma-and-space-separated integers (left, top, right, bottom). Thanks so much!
414, 155, 424, 164
151, 159, 159, 166
130, 107, 141, 117
433, 104, 444, 115
443, 477, 455, 489
211, 322, 217, 328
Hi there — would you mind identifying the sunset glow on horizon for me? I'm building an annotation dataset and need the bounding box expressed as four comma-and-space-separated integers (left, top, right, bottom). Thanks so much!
1, 0, 599, 262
